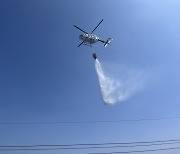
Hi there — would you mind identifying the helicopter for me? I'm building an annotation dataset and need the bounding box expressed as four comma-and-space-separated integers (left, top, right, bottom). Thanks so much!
73, 19, 112, 47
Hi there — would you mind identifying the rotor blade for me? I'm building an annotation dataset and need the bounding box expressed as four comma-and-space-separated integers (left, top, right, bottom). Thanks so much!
91, 19, 104, 33
78, 41, 84, 47
73, 25, 88, 34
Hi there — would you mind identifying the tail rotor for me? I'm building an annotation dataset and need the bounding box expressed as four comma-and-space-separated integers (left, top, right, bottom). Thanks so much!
104, 38, 113, 47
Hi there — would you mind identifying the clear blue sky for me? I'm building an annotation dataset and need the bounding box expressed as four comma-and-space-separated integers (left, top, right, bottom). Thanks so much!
1, 0, 180, 154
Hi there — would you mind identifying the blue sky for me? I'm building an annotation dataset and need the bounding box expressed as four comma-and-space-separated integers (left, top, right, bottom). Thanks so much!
1, 0, 180, 154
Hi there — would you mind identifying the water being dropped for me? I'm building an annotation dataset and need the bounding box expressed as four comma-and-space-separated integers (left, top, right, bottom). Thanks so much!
95, 59, 145, 105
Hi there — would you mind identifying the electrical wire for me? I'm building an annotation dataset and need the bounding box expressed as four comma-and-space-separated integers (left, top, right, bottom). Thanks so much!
1, 141, 180, 150
1, 138, 180, 147
88, 146, 180, 154
0, 116, 180, 125
1, 139, 180, 151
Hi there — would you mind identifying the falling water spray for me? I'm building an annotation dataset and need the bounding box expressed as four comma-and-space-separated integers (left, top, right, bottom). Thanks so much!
94, 58, 145, 105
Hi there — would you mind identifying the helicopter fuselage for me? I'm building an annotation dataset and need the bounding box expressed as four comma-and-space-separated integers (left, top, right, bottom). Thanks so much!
79, 34, 99, 44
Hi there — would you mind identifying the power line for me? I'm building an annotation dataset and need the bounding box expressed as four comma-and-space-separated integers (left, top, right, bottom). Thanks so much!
1, 141, 180, 150
1, 139, 180, 147
1, 146, 180, 153
1, 139, 180, 151
88, 146, 180, 154
0, 116, 180, 125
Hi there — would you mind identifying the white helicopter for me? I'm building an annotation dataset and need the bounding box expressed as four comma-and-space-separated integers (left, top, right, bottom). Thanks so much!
73, 19, 112, 47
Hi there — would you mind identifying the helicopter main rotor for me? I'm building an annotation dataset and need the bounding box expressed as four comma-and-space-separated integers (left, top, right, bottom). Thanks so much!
73, 19, 103, 35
